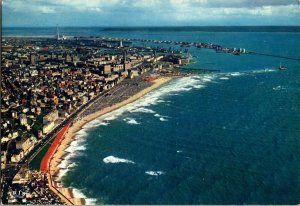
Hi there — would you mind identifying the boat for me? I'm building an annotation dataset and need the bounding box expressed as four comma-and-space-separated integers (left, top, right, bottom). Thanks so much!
278, 62, 287, 70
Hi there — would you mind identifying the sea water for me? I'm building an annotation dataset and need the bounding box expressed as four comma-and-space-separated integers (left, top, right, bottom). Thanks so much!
4, 27, 300, 204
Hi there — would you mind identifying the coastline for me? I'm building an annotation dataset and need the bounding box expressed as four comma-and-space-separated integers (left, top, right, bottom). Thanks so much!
47, 76, 173, 205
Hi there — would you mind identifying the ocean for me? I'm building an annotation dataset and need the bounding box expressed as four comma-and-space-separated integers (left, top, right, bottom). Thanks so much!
4, 27, 300, 204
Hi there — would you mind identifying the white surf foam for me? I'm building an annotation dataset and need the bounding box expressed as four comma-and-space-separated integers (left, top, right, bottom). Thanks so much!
71, 137, 85, 145
123, 118, 140, 125
110, 75, 215, 116
230, 72, 242, 76
65, 137, 87, 153
75, 129, 88, 137
72, 188, 98, 205
82, 119, 110, 129
149, 75, 213, 97
223, 68, 276, 79
219, 77, 229, 80
67, 162, 77, 168
159, 117, 168, 122
72, 188, 86, 198
58, 158, 70, 169
130, 107, 155, 114
252, 68, 276, 74
273, 85, 286, 91
57, 168, 69, 179
202, 77, 212, 82
84, 76, 217, 128
65, 144, 86, 153
193, 85, 205, 89
145, 171, 166, 176
99, 122, 109, 126
82, 119, 101, 129
58, 151, 77, 168
154, 114, 169, 122
103, 156, 135, 164
104, 115, 118, 121
56, 166, 98, 204
85, 198, 98, 205
56, 144, 82, 179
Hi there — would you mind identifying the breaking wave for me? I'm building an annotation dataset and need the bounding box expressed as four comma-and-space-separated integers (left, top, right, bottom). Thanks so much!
72, 188, 98, 205
124, 118, 140, 125
230, 72, 242, 76
223, 68, 276, 78
57, 168, 69, 179
159, 117, 168, 122
103, 156, 135, 164
145, 171, 166, 176
130, 107, 155, 114
251, 68, 276, 74
82, 119, 110, 129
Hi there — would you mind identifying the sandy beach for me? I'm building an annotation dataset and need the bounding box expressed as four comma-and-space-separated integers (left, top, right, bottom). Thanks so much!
47, 76, 173, 205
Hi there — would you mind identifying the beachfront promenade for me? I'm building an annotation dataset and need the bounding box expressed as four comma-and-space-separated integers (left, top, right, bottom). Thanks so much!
40, 76, 172, 205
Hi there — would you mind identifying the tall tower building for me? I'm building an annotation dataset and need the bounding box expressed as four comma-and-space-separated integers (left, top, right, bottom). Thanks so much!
56, 25, 60, 40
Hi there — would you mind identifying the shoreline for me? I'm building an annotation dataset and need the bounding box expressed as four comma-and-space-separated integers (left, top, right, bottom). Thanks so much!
47, 76, 173, 205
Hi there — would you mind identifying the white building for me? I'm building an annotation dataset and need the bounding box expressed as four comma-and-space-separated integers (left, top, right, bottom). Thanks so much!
20, 114, 27, 126
43, 110, 59, 124
43, 122, 55, 134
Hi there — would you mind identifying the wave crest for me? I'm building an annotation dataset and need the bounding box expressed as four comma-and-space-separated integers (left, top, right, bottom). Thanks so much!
145, 171, 166, 176
123, 118, 140, 125
103, 156, 135, 164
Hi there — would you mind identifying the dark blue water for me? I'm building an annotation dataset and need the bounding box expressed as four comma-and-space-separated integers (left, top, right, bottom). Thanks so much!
5, 27, 300, 204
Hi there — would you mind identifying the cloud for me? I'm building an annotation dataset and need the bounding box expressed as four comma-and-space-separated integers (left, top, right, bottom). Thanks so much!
52, 0, 123, 11
133, 0, 163, 8
4, 0, 56, 13
169, 0, 298, 8
3, 0, 123, 13
4, 0, 299, 13
3, 0, 300, 26
174, 4, 300, 20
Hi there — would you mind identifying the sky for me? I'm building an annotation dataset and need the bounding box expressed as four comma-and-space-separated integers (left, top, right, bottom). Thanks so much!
3, 0, 300, 27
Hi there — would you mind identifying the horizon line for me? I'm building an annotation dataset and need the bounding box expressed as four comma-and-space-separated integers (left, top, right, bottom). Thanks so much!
3, 25, 300, 28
